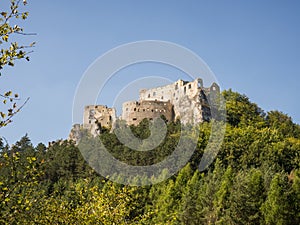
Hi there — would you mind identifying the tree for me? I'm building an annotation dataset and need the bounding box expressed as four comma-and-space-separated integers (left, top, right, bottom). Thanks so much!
228, 169, 265, 224
214, 165, 234, 224
291, 170, 300, 223
0, 0, 35, 127
195, 159, 224, 224
179, 170, 202, 225
0, 147, 44, 224
266, 110, 299, 137
45, 140, 92, 183
223, 89, 265, 127
261, 173, 292, 225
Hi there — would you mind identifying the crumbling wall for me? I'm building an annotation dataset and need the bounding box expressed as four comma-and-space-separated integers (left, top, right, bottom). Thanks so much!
139, 78, 218, 124
70, 78, 220, 143
122, 100, 174, 126
68, 124, 82, 144
83, 105, 116, 136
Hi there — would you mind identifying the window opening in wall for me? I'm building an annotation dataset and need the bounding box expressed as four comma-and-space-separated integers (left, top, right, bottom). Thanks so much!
89, 109, 95, 119
133, 118, 137, 121
198, 80, 201, 88
134, 108, 136, 111
175, 83, 178, 90
188, 84, 191, 89
153, 92, 156, 96
184, 86, 186, 94
151, 109, 154, 112
161, 96, 164, 100
143, 109, 145, 111
89, 120, 91, 124
109, 116, 112, 121
148, 94, 150, 98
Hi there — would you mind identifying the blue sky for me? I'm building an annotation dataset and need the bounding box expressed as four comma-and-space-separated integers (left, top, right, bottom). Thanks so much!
0, 0, 299, 145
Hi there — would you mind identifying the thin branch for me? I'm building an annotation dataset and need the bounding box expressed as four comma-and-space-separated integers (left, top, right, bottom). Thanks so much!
2, 0, 22, 25
14, 31, 37, 36
6, 50, 34, 61
19, 45, 35, 49
0, 93, 21, 100
1, 97, 29, 126
0, 0, 27, 29
1, 136, 9, 146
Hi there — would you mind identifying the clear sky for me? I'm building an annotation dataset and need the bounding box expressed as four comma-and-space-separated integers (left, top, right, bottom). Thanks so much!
0, 0, 299, 145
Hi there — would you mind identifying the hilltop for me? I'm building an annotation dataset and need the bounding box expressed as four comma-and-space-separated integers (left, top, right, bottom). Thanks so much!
1, 89, 300, 224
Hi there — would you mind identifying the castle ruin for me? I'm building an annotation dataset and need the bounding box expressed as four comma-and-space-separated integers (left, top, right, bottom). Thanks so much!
128, 78, 219, 125
122, 100, 174, 126
69, 78, 220, 141
69, 105, 116, 140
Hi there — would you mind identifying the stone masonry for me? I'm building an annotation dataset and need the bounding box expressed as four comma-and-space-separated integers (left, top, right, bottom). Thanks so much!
121, 100, 174, 126
69, 78, 220, 141
135, 78, 219, 124
83, 105, 116, 136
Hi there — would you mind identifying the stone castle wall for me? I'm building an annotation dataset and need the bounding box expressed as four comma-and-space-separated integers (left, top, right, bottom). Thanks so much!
70, 78, 220, 142
122, 100, 174, 126
136, 78, 219, 124
83, 105, 116, 136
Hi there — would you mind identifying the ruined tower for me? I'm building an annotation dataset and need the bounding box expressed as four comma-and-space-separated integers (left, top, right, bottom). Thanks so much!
83, 105, 116, 136
122, 78, 219, 125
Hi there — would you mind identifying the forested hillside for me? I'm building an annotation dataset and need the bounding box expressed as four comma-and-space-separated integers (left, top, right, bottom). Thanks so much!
1, 90, 300, 224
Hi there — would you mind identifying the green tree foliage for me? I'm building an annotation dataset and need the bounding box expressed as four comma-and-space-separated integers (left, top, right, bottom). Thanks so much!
228, 169, 265, 224
267, 110, 300, 137
196, 160, 224, 224
213, 166, 234, 224
223, 89, 265, 127
0, 90, 300, 224
0, 0, 35, 127
44, 140, 92, 183
261, 173, 293, 225
179, 170, 202, 225
0, 150, 44, 224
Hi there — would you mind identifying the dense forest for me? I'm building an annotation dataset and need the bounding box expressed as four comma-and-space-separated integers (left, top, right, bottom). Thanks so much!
1, 89, 300, 224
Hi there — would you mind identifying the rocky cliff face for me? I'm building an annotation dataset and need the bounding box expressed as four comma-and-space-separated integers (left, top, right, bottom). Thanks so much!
68, 124, 83, 144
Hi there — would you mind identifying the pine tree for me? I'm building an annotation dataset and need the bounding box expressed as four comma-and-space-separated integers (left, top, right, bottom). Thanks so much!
261, 173, 291, 225
228, 168, 265, 224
